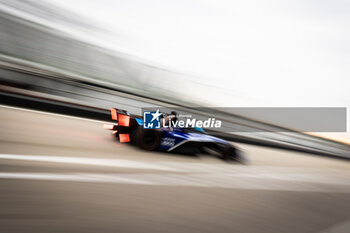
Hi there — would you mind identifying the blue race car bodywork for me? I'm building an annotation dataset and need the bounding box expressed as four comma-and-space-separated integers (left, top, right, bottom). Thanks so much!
104, 108, 244, 162
158, 128, 229, 151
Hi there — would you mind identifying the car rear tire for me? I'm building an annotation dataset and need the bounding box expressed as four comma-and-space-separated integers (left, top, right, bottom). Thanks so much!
137, 129, 161, 151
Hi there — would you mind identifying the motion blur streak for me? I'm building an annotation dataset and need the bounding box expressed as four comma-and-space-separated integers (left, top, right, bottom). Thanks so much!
1, 106, 350, 233
0, 154, 180, 172
0, 173, 156, 185
0, 171, 349, 193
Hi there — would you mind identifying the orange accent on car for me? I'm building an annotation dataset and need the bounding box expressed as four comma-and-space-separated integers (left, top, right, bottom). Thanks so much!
119, 133, 130, 142
118, 114, 130, 127
111, 108, 118, 120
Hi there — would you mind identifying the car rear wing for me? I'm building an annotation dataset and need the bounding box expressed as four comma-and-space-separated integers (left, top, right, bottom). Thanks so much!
103, 108, 140, 143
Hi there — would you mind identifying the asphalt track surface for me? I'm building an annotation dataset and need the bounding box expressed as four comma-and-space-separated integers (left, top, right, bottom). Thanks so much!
1, 105, 350, 233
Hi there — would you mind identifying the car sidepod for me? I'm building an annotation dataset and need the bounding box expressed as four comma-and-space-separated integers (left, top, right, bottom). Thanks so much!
157, 128, 240, 159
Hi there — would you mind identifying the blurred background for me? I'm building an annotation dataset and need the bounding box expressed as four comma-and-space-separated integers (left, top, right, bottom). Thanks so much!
1, 1, 350, 233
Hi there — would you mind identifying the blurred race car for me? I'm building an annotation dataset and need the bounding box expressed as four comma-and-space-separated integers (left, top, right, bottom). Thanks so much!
104, 108, 244, 162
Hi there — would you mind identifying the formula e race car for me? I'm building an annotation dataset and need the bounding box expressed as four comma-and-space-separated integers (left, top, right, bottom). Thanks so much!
104, 108, 244, 162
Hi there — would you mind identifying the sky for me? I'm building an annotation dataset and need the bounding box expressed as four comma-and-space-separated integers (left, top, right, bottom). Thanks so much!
46, 0, 350, 141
